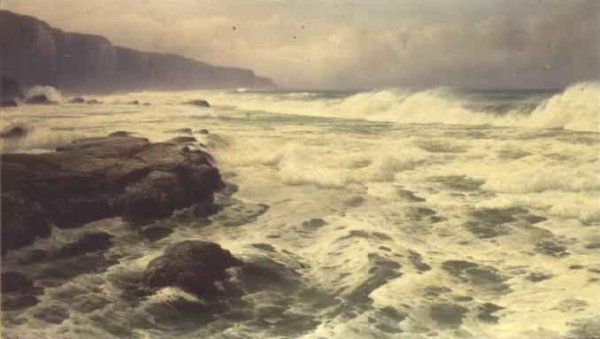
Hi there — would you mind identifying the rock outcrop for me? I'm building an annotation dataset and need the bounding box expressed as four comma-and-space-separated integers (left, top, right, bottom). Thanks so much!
0, 10, 275, 93
143, 241, 241, 298
1, 134, 224, 253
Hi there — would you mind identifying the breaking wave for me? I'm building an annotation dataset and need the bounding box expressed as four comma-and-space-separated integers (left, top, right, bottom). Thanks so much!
205, 82, 600, 132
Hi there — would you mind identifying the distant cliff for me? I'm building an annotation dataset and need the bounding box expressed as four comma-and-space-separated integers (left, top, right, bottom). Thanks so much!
0, 10, 275, 93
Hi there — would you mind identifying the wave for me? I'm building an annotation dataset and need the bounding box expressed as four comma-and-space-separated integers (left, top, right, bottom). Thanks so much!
204, 82, 600, 132
25, 85, 63, 102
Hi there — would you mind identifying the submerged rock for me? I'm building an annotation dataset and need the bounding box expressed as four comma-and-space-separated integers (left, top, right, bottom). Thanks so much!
0, 126, 28, 139
1, 133, 224, 253
143, 241, 241, 298
69, 97, 86, 104
25, 94, 54, 105
186, 99, 210, 108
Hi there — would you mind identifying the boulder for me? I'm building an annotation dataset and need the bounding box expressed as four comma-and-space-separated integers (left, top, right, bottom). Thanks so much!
25, 94, 54, 105
69, 97, 86, 104
0, 78, 23, 100
143, 241, 241, 298
185, 99, 210, 108
1, 126, 28, 139
1, 133, 224, 253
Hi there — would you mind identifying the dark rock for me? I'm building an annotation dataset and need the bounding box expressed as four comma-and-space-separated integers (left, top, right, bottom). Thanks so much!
0, 99, 18, 107
186, 99, 210, 108
129, 100, 140, 105
1, 126, 27, 139
25, 94, 54, 105
140, 226, 173, 242
1, 133, 224, 253
69, 97, 86, 104
86, 99, 102, 104
1, 271, 34, 293
1, 77, 23, 100
108, 131, 132, 137
143, 240, 241, 298
55, 232, 113, 259
198, 129, 210, 135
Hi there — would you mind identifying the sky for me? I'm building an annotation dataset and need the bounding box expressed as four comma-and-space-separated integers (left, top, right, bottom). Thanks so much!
1, 0, 599, 89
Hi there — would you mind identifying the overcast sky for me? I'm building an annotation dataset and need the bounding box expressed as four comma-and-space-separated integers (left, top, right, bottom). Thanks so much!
2, 0, 599, 89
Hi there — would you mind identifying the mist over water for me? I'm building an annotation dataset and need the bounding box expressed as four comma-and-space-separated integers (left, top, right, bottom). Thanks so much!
1, 83, 599, 338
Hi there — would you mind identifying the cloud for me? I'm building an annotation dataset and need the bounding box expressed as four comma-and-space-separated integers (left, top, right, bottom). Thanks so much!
3, 0, 599, 89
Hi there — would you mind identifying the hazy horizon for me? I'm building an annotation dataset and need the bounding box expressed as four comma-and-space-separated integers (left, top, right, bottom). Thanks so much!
1, 0, 599, 90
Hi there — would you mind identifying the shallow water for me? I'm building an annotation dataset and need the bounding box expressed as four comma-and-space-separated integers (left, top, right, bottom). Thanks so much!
1, 84, 600, 338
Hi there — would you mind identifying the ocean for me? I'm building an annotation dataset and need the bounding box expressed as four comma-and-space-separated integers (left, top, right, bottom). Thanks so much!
1, 83, 599, 338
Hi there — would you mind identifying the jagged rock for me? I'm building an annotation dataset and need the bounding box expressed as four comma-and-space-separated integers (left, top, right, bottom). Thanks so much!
1, 133, 223, 253
143, 241, 241, 298
1, 126, 27, 139
186, 99, 210, 108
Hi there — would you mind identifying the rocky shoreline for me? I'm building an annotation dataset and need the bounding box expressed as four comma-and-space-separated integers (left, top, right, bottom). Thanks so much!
1, 132, 246, 312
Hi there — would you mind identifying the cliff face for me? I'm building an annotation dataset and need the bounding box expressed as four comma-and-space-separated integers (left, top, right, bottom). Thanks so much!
0, 10, 275, 93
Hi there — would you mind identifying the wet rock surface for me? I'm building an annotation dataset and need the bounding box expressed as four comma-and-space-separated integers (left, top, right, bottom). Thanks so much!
186, 99, 210, 108
1, 133, 224, 253
143, 240, 242, 298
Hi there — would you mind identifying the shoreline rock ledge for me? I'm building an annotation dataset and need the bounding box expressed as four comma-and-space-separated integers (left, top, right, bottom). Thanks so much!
1, 133, 224, 254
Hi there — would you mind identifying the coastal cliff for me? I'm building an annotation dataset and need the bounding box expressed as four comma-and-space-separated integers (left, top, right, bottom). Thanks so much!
0, 10, 275, 93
